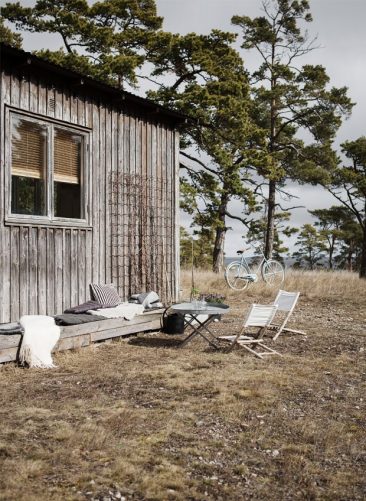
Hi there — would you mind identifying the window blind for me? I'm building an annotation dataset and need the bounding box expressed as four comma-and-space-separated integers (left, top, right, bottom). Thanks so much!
54, 129, 81, 184
11, 119, 47, 179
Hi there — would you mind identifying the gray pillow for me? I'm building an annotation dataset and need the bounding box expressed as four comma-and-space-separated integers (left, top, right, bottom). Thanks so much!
89, 283, 121, 307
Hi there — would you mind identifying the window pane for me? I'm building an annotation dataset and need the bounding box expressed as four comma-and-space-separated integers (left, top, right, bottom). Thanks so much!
11, 116, 47, 215
54, 128, 82, 219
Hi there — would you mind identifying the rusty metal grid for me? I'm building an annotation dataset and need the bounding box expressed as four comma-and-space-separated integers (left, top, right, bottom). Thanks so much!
110, 172, 174, 303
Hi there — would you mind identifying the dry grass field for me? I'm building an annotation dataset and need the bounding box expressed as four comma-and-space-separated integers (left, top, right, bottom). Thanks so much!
0, 270, 365, 501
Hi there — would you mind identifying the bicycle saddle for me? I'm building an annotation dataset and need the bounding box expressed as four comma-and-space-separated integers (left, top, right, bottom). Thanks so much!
236, 249, 245, 255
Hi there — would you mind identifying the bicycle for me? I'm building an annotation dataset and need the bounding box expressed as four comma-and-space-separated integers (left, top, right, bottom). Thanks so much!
225, 243, 285, 290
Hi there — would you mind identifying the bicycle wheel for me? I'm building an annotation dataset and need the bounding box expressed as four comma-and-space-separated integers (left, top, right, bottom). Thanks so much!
261, 259, 285, 286
225, 262, 251, 290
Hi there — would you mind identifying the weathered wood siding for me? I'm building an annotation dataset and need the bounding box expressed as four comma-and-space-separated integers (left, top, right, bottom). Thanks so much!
0, 69, 180, 323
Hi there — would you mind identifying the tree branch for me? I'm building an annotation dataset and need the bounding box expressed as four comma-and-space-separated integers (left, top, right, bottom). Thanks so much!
275, 203, 305, 211
224, 210, 250, 227
179, 162, 196, 175
273, 108, 314, 140
59, 30, 72, 53
276, 186, 300, 200
136, 74, 165, 88
180, 151, 221, 177
326, 186, 364, 228
171, 69, 203, 91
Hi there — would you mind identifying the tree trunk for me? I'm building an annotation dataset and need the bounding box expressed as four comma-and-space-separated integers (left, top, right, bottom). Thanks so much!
347, 248, 353, 272
212, 226, 227, 273
212, 195, 229, 273
309, 249, 314, 270
329, 235, 335, 269
265, 179, 276, 259
360, 222, 366, 278
265, 53, 277, 260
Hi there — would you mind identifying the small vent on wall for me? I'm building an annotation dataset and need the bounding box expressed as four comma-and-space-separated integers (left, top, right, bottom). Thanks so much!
48, 96, 55, 113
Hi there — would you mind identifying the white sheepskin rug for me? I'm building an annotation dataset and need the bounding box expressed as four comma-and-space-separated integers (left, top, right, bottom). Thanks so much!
19, 315, 60, 368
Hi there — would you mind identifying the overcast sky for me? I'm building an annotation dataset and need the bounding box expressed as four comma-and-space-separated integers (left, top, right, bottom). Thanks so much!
2, 0, 365, 255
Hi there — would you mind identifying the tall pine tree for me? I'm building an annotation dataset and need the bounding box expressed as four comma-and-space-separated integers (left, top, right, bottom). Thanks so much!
148, 31, 265, 272
232, 0, 353, 258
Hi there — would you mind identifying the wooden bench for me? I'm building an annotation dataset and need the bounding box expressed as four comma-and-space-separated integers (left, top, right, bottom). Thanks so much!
0, 309, 163, 364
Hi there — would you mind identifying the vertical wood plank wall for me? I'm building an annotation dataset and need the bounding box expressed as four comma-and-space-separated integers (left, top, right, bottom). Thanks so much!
0, 70, 180, 322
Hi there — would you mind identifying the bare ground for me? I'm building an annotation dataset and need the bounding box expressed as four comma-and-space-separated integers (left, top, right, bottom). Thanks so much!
0, 271, 365, 501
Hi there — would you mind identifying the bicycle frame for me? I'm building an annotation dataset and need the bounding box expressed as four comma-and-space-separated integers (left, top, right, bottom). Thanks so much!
236, 245, 267, 277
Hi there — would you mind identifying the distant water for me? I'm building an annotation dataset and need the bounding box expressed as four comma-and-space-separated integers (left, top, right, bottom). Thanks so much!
224, 257, 237, 266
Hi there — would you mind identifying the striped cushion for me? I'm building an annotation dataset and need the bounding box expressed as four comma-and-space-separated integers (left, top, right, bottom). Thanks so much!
89, 283, 121, 307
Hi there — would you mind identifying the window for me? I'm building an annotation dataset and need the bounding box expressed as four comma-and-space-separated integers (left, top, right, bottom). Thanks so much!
11, 118, 47, 216
9, 113, 88, 223
54, 128, 82, 219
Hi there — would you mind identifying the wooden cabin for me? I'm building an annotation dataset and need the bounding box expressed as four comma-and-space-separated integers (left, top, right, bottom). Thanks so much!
0, 43, 183, 325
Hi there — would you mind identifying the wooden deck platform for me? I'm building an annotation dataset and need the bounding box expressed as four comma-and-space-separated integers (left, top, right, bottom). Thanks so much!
0, 310, 164, 364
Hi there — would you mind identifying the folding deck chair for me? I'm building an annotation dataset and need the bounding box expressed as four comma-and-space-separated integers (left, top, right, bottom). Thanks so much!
269, 290, 307, 341
218, 304, 281, 359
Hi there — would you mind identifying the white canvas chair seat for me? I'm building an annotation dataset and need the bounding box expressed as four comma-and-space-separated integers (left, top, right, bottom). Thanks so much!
218, 304, 281, 359
269, 290, 307, 341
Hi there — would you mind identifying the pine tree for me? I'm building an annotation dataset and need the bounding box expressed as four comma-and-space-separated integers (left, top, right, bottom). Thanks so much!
292, 223, 327, 270
325, 137, 366, 277
336, 220, 363, 272
247, 211, 297, 263
180, 226, 214, 269
1, 0, 162, 86
309, 206, 355, 269
0, 17, 22, 47
148, 30, 265, 272
232, 0, 353, 258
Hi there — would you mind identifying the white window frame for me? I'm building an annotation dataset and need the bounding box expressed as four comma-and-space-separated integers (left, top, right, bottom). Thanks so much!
6, 109, 90, 227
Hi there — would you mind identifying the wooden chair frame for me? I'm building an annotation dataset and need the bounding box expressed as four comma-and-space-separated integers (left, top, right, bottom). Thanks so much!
269, 290, 307, 341
218, 304, 281, 359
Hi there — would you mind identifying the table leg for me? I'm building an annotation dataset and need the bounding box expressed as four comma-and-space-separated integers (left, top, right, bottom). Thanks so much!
180, 314, 220, 349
